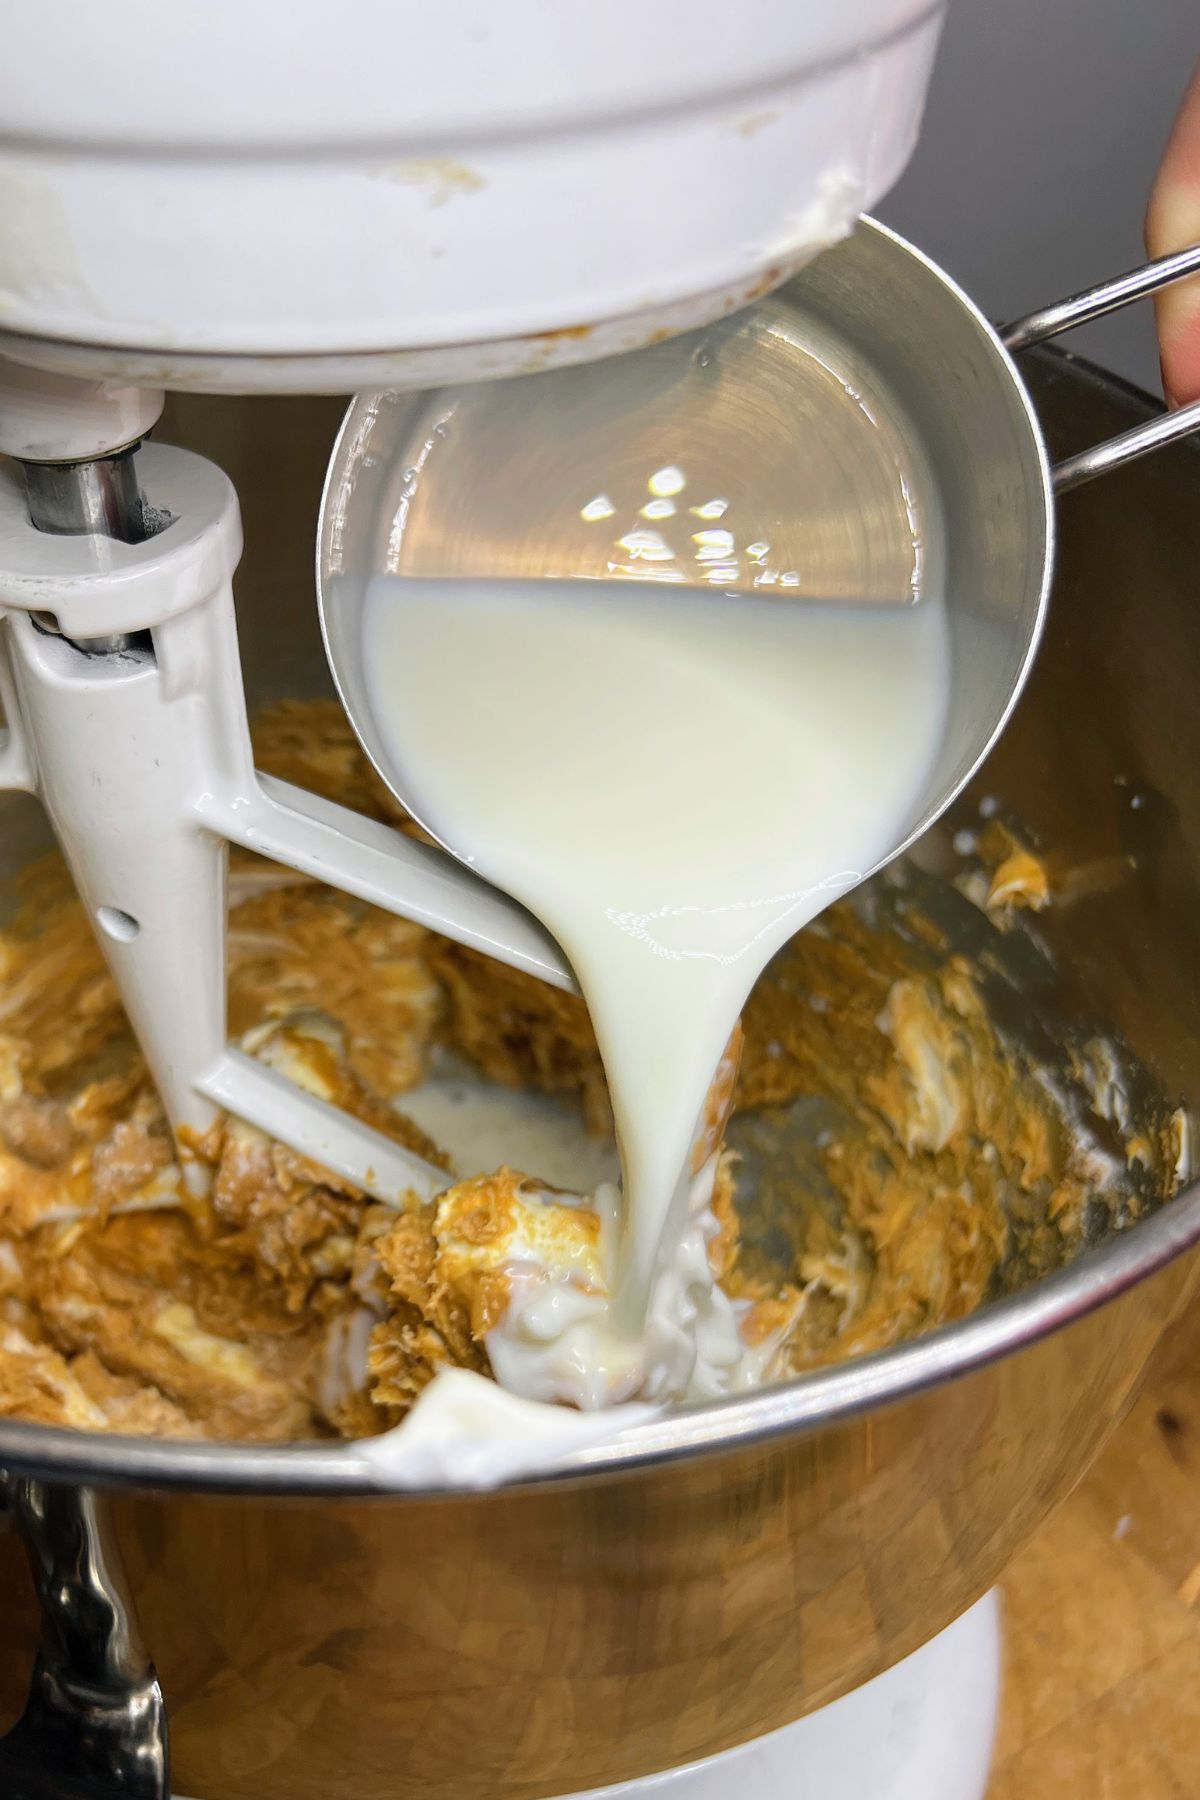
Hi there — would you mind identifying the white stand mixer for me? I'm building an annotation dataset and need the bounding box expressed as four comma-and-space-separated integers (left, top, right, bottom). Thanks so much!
0, 4, 1005, 1795
0, 0, 943, 1201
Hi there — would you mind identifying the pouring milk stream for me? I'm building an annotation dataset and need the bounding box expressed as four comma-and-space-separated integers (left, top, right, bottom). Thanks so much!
361, 573, 950, 1409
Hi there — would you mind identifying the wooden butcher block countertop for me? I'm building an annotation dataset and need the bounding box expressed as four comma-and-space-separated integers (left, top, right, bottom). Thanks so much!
988, 1302, 1200, 1798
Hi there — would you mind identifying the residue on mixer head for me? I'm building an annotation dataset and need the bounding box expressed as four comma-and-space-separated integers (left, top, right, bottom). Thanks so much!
378, 159, 486, 207
761, 169, 862, 264
534, 322, 594, 343
729, 109, 780, 140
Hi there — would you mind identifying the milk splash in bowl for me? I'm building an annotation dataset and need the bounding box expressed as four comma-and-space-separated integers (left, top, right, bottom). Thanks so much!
361, 574, 950, 1408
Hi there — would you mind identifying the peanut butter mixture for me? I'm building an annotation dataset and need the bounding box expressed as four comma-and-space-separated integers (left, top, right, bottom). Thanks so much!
0, 701, 1181, 1442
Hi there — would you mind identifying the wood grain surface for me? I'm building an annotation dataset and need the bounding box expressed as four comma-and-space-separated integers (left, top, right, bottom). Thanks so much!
989, 1303, 1200, 1798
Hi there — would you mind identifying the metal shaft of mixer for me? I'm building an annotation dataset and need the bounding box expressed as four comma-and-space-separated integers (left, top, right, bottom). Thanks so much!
20, 450, 164, 655
22, 450, 146, 543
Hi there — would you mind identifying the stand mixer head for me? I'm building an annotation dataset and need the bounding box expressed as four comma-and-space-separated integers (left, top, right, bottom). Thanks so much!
0, 1, 946, 392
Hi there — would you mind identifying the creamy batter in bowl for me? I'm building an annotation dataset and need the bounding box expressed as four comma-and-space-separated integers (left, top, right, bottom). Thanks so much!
0, 696, 1180, 1454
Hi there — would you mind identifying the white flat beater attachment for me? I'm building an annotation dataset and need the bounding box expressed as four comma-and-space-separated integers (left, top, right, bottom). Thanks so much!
0, 365, 573, 1205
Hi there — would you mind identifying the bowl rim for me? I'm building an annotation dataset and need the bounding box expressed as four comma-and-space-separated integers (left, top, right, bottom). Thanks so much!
2, 326, 1196, 1499
2, 1178, 1197, 1495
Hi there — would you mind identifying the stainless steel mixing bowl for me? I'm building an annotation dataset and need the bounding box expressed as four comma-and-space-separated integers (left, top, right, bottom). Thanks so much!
1, 352, 1200, 1800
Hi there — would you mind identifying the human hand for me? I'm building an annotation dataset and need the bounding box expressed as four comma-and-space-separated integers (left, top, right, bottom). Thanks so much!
1147, 61, 1200, 406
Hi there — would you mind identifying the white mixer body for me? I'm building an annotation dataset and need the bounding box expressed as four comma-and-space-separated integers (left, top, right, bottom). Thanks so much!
0, 438, 578, 1202
0, 0, 945, 392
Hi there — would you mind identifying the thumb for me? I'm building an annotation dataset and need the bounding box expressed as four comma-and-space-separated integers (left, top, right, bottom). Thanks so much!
1147, 61, 1200, 407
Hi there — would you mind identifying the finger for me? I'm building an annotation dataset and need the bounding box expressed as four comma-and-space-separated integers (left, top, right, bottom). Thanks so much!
1147, 61, 1200, 406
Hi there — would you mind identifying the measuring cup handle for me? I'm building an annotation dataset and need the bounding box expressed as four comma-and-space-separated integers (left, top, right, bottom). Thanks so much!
1001, 244, 1200, 492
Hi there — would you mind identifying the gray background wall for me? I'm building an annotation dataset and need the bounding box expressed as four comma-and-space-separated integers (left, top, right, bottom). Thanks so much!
878, 0, 1199, 396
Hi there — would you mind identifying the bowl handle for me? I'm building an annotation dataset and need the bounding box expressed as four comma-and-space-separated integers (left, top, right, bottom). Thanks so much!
1001, 245, 1200, 491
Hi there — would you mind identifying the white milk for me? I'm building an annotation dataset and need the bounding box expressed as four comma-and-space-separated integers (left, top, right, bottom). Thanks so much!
363, 575, 949, 1401
401, 1060, 619, 1193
